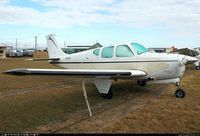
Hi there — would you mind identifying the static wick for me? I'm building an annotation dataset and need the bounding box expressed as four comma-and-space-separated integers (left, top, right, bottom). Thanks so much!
82, 79, 92, 117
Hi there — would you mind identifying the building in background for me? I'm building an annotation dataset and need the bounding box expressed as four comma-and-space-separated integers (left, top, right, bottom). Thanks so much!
172, 48, 198, 56
148, 46, 177, 53
194, 47, 200, 54
62, 42, 103, 54
0, 44, 12, 59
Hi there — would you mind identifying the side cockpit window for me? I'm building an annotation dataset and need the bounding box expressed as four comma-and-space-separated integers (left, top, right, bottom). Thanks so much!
93, 49, 100, 56
116, 45, 134, 57
101, 46, 114, 58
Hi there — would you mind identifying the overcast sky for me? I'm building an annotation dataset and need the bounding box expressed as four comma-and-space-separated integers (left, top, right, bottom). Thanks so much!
0, 0, 200, 49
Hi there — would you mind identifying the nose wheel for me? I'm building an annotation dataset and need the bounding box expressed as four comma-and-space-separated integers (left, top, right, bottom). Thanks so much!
175, 82, 185, 98
175, 88, 185, 98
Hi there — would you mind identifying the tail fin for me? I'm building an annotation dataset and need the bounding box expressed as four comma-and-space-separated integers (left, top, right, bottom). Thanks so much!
46, 34, 67, 58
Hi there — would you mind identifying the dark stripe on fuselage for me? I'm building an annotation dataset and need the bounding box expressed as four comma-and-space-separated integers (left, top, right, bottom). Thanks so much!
50, 60, 179, 64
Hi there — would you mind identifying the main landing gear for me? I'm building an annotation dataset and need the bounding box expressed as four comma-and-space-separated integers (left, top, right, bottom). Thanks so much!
175, 82, 185, 98
196, 66, 200, 70
137, 80, 146, 86
137, 78, 154, 86
101, 88, 113, 99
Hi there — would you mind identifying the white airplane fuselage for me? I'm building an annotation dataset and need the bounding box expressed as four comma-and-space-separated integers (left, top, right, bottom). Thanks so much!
50, 46, 186, 82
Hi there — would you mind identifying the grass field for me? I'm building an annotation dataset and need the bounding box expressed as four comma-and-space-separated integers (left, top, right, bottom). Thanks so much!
0, 57, 200, 133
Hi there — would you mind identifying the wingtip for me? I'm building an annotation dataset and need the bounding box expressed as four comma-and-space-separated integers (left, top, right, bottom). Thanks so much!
3, 70, 14, 75
3, 68, 30, 75
2, 71, 8, 75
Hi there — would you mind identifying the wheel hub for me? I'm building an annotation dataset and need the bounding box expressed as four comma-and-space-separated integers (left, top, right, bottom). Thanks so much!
177, 92, 183, 97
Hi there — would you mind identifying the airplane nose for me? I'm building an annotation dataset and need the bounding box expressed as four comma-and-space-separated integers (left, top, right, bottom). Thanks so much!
181, 56, 198, 65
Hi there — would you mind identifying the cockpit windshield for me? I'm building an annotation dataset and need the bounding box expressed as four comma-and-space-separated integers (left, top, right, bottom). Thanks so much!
131, 43, 148, 55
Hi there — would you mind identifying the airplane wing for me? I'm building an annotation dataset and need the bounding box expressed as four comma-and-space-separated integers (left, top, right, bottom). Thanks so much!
4, 68, 146, 77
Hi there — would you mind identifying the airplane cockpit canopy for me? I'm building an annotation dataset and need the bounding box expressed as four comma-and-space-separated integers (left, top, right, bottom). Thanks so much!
92, 43, 148, 58
131, 43, 148, 55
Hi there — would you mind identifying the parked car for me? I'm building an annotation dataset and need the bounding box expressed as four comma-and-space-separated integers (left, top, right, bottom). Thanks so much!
23, 49, 34, 57
8, 49, 23, 57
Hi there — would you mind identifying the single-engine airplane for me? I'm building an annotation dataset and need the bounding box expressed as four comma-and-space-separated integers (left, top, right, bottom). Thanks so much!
5, 34, 198, 99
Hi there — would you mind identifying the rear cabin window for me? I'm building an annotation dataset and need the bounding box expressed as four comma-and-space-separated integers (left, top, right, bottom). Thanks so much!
93, 49, 100, 56
101, 46, 114, 58
116, 45, 134, 57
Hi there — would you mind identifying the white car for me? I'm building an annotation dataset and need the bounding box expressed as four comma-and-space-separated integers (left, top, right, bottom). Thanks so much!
194, 55, 200, 70
8, 49, 23, 57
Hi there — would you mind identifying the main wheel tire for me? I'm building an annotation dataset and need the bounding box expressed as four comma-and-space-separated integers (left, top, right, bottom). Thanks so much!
196, 66, 200, 70
101, 88, 113, 99
175, 89, 185, 98
137, 80, 146, 86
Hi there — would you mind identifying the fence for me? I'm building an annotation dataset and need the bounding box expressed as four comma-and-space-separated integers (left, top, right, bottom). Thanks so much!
0, 36, 47, 51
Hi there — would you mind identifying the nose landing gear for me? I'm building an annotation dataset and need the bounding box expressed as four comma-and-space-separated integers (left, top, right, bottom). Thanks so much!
175, 88, 185, 98
175, 82, 185, 98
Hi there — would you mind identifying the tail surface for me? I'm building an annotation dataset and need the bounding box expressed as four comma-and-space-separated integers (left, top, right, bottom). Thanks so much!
46, 34, 67, 58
